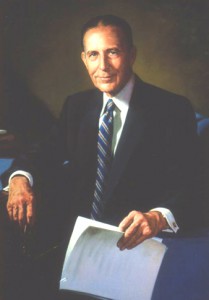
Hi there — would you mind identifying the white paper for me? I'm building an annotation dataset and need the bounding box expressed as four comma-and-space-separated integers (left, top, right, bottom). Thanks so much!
60, 216, 167, 300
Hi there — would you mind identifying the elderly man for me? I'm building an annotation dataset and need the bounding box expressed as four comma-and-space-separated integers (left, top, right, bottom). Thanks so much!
4, 14, 201, 299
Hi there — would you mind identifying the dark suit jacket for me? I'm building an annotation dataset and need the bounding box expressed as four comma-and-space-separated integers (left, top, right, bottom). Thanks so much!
6, 76, 202, 236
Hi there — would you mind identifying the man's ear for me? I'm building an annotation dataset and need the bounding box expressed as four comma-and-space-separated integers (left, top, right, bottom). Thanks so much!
81, 52, 87, 67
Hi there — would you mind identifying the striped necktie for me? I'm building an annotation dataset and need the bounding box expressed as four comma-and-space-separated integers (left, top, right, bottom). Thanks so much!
91, 99, 115, 220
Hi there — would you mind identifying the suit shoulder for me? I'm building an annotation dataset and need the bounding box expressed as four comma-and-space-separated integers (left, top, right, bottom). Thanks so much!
64, 89, 99, 106
144, 81, 187, 101
140, 81, 193, 111
60, 88, 102, 121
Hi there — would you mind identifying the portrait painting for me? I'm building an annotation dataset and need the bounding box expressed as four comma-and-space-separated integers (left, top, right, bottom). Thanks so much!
0, 1, 209, 299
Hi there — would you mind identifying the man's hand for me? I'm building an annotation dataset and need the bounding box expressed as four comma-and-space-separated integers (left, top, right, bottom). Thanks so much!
7, 176, 36, 227
117, 210, 168, 250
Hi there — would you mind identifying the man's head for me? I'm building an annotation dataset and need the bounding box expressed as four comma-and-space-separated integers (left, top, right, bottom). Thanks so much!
81, 15, 136, 97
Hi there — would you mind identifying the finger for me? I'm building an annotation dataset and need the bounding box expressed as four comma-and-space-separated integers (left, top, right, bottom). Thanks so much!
18, 205, 26, 227
121, 212, 145, 240
7, 203, 13, 220
119, 210, 140, 231
126, 234, 148, 250
12, 206, 19, 221
120, 228, 152, 250
125, 223, 153, 249
119, 215, 133, 231
123, 220, 141, 238
119, 225, 143, 250
26, 202, 34, 225
117, 223, 139, 249
118, 218, 155, 250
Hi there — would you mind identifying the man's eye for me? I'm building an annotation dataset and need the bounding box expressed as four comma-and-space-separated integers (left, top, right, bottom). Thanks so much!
109, 49, 120, 56
88, 52, 98, 59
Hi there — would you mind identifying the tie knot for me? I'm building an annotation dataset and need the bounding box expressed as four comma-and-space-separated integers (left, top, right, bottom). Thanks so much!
106, 99, 115, 113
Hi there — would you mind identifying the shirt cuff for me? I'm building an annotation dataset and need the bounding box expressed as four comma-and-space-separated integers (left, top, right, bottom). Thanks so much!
150, 207, 179, 233
7, 171, 33, 188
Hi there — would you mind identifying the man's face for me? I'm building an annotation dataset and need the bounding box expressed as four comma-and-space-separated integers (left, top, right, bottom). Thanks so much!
81, 25, 136, 97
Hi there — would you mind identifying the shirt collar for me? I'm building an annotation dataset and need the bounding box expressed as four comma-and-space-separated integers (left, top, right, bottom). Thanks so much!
101, 74, 135, 116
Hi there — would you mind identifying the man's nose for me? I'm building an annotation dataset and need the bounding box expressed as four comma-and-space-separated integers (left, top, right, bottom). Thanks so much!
99, 54, 109, 70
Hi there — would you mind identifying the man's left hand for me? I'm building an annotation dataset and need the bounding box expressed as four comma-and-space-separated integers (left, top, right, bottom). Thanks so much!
117, 210, 167, 250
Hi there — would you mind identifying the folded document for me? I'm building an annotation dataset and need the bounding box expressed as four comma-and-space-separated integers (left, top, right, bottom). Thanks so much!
60, 216, 167, 300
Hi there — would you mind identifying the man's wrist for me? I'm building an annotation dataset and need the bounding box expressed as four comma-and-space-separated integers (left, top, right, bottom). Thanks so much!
150, 207, 179, 233
8, 171, 33, 187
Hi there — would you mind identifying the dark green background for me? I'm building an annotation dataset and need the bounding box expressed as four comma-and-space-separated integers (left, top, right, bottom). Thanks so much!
1, 0, 209, 126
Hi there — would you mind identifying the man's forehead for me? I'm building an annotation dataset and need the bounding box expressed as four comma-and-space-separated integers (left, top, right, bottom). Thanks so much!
83, 25, 126, 48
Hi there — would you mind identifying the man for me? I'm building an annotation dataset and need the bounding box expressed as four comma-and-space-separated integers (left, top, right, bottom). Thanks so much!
7, 15, 201, 250
4, 14, 201, 297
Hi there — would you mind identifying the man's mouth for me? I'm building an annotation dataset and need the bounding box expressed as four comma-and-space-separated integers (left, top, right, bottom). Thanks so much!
97, 75, 114, 82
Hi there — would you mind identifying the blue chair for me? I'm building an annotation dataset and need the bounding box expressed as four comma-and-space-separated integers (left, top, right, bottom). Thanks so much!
0, 158, 14, 190
195, 112, 209, 135
154, 231, 209, 300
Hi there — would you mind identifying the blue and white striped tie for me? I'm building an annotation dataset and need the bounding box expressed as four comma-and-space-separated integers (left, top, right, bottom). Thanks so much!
91, 99, 115, 220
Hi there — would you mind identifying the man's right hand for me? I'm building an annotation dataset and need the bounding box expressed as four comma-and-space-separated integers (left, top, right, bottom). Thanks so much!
7, 176, 36, 227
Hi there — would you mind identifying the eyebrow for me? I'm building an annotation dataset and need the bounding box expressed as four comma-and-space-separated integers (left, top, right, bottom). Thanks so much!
85, 46, 122, 54
86, 50, 97, 54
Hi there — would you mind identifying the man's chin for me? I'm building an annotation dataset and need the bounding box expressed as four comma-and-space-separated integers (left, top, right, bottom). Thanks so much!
95, 84, 116, 96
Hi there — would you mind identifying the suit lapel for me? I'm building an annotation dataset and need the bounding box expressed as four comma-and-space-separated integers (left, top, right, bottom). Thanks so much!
105, 78, 153, 201
77, 90, 102, 166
